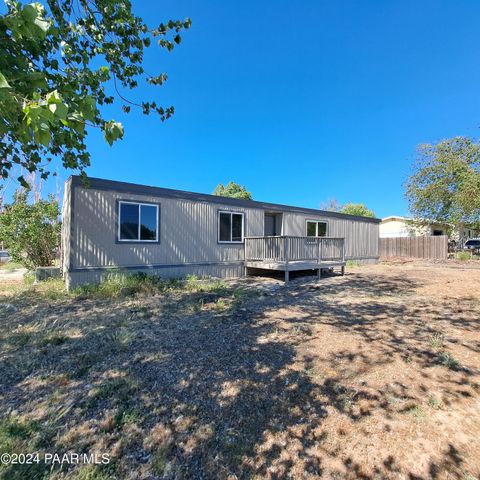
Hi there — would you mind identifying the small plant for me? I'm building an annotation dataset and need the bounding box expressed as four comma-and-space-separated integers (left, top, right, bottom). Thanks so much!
87, 377, 139, 410
405, 405, 426, 419
346, 260, 362, 268
4, 261, 22, 272
437, 352, 460, 370
23, 271, 35, 285
109, 328, 135, 351
215, 298, 228, 311
41, 332, 68, 347
428, 395, 443, 410
456, 251, 472, 261
429, 331, 445, 350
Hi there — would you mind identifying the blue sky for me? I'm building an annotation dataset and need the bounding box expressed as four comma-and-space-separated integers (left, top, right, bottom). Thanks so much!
25, 1, 480, 217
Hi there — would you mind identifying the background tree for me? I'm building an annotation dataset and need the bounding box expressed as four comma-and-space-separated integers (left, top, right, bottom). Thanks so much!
0, 190, 60, 269
0, 0, 191, 186
405, 137, 480, 230
320, 198, 341, 212
340, 203, 375, 218
213, 181, 252, 200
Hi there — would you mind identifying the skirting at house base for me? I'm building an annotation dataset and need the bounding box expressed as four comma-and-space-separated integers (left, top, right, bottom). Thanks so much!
64, 257, 379, 290
65, 262, 245, 290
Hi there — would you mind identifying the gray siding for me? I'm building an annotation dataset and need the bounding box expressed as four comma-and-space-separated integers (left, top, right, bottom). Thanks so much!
70, 185, 263, 269
283, 212, 379, 260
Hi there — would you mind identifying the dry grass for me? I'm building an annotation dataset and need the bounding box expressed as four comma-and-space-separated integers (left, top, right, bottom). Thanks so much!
0, 264, 479, 479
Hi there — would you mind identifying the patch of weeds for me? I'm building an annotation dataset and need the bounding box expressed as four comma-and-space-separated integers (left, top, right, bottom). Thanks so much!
5, 331, 32, 348
428, 395, 443, 410
74, 271, 163, 299
74, 464, 114, 480
346, 260, 362, 268
41, 332, 68, 347
145, 424, 173, 476
405, 405, 426, 419
73, 353, 98, 378
23, 271, 35, 285
185, 275, 228, 294
4, 262, 22, 273
107, 327, 135, 351
87, 377, 138, 410
34, 278, 67, 300
437, 352, 460, 370
0, 416, 49, 479
151, 445, 171, 476
429, 331, 445, 350
110, 406, 145, 430
232, 287, 248, 300
456, 251, 472, 261
215, 298, 228, 312
132, 305, 151, 319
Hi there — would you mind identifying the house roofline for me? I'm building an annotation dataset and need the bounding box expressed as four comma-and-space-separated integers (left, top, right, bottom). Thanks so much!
69, 175, 381, 224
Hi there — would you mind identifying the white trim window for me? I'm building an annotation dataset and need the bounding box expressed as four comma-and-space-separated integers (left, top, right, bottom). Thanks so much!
218, 211, 244, 243
306, 220, 327, 237
118, 201, 159, 242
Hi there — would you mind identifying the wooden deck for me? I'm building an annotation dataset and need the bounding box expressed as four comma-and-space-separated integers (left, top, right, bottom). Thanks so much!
244, 236, 346, 281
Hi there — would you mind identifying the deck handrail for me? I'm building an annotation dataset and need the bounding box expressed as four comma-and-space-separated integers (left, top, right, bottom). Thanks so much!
244, 236, 345, 263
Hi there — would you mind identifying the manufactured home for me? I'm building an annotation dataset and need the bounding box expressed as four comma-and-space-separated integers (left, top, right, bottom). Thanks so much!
61, 176, 380, 289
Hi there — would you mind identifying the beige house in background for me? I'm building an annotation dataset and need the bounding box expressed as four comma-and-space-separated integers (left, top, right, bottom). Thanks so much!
379, 215, 477, 240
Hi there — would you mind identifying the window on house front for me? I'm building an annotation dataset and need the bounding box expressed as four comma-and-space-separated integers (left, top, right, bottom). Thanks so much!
306, 221, 327, 237
218, 211, 244, 243
118, 201, 159, 242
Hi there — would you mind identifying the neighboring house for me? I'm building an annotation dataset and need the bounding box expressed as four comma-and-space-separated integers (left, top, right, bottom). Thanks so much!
379, 215, 478, 242
379, 216, 448, 238
61, 176, 381, 289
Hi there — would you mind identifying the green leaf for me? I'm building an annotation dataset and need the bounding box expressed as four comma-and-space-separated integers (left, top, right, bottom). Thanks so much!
81, 96, 97, 122
49, 102, 68, 120
34, 123, 51, 146
46, 90, 61, 104
21, 4, 38, 22
103, 121, 124, 146
0, 72, 10, 89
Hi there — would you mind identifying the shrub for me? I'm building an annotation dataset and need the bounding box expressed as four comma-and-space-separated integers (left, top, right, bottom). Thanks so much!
0, 191, 60, 270
456, 251, 471, 261
437, 352, 460, 370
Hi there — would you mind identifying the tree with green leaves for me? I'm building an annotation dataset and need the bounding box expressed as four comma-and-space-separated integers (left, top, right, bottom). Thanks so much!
0, 0, 191, 187
405, 137, 480, 231
0, 190, 60, 269
213, 181, 252, 200
340, 203, 375, 218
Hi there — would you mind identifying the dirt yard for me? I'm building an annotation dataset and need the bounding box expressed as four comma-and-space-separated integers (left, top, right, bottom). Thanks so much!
0, 261, 479, 479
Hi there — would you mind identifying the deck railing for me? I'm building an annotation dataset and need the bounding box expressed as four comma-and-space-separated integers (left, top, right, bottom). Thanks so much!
244, 236, 345, 264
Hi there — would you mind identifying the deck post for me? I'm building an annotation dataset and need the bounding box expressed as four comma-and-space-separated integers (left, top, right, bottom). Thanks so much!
317, 267, 322, 280
284, 236, 290, 283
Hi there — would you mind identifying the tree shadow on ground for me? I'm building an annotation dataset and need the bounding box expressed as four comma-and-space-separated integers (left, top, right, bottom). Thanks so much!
0, 271, 478, 479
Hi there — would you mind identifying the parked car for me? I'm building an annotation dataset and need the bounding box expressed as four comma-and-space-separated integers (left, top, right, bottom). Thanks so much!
0, 250, 11, 263
463, 239, 480, 253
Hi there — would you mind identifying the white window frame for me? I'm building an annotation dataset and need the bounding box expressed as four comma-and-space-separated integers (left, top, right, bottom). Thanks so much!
118, 201, 159, 243
306, 220, 328, 237
218, 210, 245, 244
